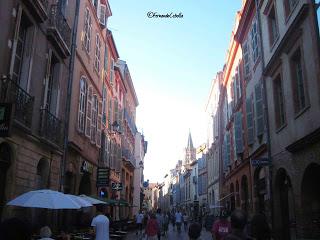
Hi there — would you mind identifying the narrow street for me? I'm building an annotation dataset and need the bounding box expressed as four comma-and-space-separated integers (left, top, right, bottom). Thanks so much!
125, 224, 212, 240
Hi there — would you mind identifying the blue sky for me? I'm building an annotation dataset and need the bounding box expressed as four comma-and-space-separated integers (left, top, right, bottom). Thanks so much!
108, 0, 242, 183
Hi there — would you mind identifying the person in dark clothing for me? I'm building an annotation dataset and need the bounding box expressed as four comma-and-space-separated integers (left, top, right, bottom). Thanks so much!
250, 213, 271, 240
188, 222, 202, 240
0, 217, 32, 240
225, 209, 252, 240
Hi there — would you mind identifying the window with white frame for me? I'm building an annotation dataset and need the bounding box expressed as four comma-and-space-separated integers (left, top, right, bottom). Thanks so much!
83, 8, 92, 53
11, 11, 35, 91
250, 17, 260, 63
78, 77, 87, 132
94, 34, 101, 73
242, 40, 251, 78
267, 5, 279, 46
91, 95, 98, 143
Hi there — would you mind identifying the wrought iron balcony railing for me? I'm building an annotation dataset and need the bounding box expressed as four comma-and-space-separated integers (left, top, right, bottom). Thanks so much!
39, 108, 63, 147
22, 0, 49, 22
47, 4, 71, 57
0, 77, 34, 130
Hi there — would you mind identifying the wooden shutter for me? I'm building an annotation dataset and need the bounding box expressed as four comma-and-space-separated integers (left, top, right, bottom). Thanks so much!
96, 100, 102, 148
42, 49, 52, 108
226, 132, 231, 167
255, 83, 264, 136
246, 98, 254, 145
91, 96, 97, 144
98, 3, 106, 26
108, 97, 112, 129
85, 86, 93, 138
235, 112, 244, 154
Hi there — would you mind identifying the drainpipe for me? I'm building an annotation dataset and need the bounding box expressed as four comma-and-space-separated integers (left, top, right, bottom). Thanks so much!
254, 0, 274, 230
60, 0, 81, 192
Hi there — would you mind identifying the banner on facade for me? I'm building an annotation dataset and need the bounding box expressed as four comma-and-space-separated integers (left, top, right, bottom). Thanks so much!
96, 167, 110, 187
0, 103, 13, 137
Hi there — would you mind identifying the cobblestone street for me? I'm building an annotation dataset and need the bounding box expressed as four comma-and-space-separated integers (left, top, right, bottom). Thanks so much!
125, 224, 212, 240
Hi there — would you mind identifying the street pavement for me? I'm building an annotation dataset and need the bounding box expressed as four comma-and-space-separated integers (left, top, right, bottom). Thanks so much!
125, 223, 212, 240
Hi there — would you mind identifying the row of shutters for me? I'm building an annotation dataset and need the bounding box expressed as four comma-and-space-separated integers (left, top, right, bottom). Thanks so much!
223, 83, 264, 171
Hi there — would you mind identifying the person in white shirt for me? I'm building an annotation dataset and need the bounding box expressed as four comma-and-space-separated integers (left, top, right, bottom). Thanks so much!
175, 210, 183, 233
91, 205, 109, 240
136, 210, 144, 236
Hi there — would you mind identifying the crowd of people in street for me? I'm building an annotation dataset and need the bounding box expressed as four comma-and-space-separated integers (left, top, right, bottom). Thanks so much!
0, 205, 272, 240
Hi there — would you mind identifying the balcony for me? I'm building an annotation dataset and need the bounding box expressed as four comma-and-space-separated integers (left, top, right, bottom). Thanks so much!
0, 77, 34, 131
47, 4, 71, 58
22, 0, 49, 22
122, 148, 136, 168
39, 108, 63, 148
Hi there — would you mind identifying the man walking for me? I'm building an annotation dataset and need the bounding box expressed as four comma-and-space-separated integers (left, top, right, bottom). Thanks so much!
91, 205, 109, 240
225, 209, 252, 240
136, 210, 144, 236
175, 209, 183, 233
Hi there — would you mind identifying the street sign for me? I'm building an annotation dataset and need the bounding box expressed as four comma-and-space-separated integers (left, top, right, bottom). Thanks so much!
111, 182, 123, 191
251, 158, 270, 167
0, 103, 13, 137
96, 167, 110, 187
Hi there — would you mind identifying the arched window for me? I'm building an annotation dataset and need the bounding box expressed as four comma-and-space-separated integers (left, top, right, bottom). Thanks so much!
78, 77, 87, 132
36, 158, 50, 189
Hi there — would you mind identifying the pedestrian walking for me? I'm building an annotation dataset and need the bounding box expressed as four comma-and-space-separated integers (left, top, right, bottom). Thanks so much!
250, 213, 272, 240
145, 213, 160, 240
162, 212, 170, 237
136, 210, 145, 237
188, 222, 202, 240
91, 205, 109, 240
211, 210, 231, 240
175, 209, 183, 233
224, 209, 252, 240
183, 212, 189, 231
39, 226, 54, 240
155, 209, 164, 240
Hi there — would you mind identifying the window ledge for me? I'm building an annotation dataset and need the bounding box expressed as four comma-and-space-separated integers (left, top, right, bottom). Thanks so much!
275, 123, 287, 133
294, 105, 310, 119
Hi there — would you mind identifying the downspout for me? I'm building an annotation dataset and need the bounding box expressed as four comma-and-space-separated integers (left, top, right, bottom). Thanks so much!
60, 0, 81, 192
254, 0, 274, 230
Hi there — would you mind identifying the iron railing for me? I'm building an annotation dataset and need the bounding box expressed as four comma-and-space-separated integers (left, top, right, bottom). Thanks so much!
39, 108, 63, 147
48, 4, 71, 49
0, 77, 34, 129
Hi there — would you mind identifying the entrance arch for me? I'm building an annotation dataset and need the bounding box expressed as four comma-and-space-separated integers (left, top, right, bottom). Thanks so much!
0, 143, 12, 218
301, 163, 320, 239
36, 158, 50, 189
241, 175, 249, 212
254, 167, 267, 213
79, 173, 91, 195
274, 168, 293, 240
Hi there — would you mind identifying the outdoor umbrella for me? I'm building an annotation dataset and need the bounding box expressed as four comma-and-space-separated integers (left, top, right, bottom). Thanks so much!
66, 194, 93, 208
78, 194, 106, 205
6, 189, 81, 209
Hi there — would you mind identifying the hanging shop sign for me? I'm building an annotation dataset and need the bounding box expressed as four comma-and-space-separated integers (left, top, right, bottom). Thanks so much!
96, 167, 110, 187
0, 103, 13, 137
111, 182, 123, 191
80, 160, 94, 174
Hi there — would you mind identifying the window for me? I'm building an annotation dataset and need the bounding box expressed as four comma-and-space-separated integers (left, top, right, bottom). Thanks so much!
246, 98, 254, 145
255, 83, 264, 136
94, 34, 101, 73
91, 95, 98, 143
110, 59, 114, 85
83, 8, 92, 53
290, 48, 308, 113
250, 18, 260, 63
92, 0, 98, 11
233, 65, 241, 103
234, 112, 244, 154
85, 86, 93, 138
44, 50, 60, 116
58, 0, 68, 16
242, 40, 251, 78
78, 77, 87, 132
273, 74, 286, 129
102, 84, 107, 126
284, 0, 298, 17
104, 44, 108, 72
11, 12, 35, 91
267, 5, 279, 46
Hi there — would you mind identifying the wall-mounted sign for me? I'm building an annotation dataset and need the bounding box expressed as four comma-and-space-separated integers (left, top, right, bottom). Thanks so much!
251, 158, 270, 167
0, 103, 13, 137
111, 182, 123, 191
143, 181, 149, 188
80, 160, 94, 174
96, 167, 110, 187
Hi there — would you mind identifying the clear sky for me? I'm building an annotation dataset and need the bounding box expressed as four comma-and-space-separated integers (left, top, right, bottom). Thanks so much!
108, 0, 242, 183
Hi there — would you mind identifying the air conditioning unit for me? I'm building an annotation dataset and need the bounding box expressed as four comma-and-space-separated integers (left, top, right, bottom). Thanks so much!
98, 4, 106, 28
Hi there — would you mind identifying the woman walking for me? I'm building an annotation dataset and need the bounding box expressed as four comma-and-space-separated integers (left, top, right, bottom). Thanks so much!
145, 213, 159, 240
